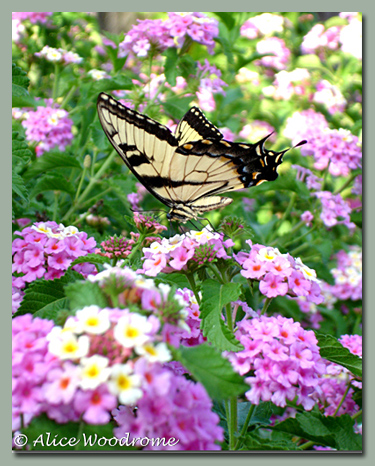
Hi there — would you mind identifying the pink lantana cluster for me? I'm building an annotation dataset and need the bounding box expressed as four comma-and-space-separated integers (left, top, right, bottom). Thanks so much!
196, 59, 227, 112
325, 247, 362, 301
113, 365, 223, 450
127, 182, 148, 211
301, 23, 341, 55
12, 314, 57, 432
118, 12, 218, 58
235, 240, 324, 304
313, 79, 347, 114
292, 165, 323, 191
226, 315, 326, 409
139, 227, 234, 277
313, 191, 356, 231
99, 236, 136, 260
35, 45, 83, 64
133, 212, 167, 236
284, 110, 362, 177
239, 120, 276, 144
268, 68, 311, 100
15, 101, 74, 156
240, 13, 284, 39
255, 37, 291, 70
175, 288, 205, 347
313, 334, 362, 417
12, 12, 52, 24
12, 221, 96, 310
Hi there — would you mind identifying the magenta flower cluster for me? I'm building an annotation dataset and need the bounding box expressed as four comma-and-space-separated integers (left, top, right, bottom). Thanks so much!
12, 221, 97, 308
118, 12, 218, 58
313, 191, 355, 231
301, 24, 341, 55
12, 12, 52, 24
12, 314, 61, 431
313, 334, 361, 416
196, 59, 228, 111
127, 182, 148, 211
325, 247, 362, 301
312, 79, 346, 115
240, 13, 284, 39
226, 315, 326, 409
16, 101, 74, 156
284, 109, 362, 177
139, 228, 234, 277
255, 37, 291, 70
113, 363, 223, 450
235, 240, 324, 304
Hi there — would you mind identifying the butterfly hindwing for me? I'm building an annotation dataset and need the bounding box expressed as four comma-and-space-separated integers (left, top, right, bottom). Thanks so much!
174, 106, 223, 145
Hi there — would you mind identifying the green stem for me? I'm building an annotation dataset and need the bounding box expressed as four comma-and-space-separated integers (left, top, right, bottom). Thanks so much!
299, 440, 315, 450
60, 84, 77, 109
333, 381, 352, 416
185, 272, 201, 304
352, 409, 362, 421
52, 62, 60, 101
270, 193, 296, 242
61, 150, 116, 223
52, 191, 59, 222
334, 172, 360, 195
74, 418, 85, 451
207, 263, 225, 284
283, 224, 318, 249
261, 297, 273, 316
289, 242, 310, 257
121, 234, 146, 266
234, 403, 256, 450
225, 303, 234, 332
228, 396, 238, 450
74, 165, 87, 203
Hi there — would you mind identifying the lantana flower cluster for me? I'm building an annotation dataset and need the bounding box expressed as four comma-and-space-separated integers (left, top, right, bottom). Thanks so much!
325, 247, 362, 301
113, 366, 223, 450
235, 240, 324, 304
12, 12, 52, 24
239, 120, 276, 144
118, 12, 219, 58
313, 334, 361, 416
284, 109, 362, 177
35, 45, 83, 64
14, 100, 74, 156
255, 37, 291, 70
240, 13, 284, 39
301, 15, 362, 60
264, 68, 310, 100
226, 315, 326, 409
139, 227, 234, 277
12, 221, 96, 312
312, 79, 347, 114
196, 59, 228, 112
313, 191, 356, 231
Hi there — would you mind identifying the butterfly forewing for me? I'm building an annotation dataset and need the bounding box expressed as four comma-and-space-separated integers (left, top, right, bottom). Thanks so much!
97, 93, 300, 222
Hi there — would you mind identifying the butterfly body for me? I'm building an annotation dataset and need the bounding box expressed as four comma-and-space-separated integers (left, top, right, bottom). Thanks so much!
97, 93, 300, 223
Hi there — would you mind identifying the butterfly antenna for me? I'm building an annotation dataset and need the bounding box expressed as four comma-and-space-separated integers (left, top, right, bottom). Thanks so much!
202, 217, 219, 234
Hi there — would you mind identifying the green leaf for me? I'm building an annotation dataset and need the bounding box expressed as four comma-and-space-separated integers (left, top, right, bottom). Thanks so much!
64, 280, 108, 311
316, 333, 362, 378
296, 54, 324, 69
200, 279, 243, 351
162, 96, 194, 120
12, 63, 37, 108
90, 75, 133, 95
176, 54, 197, 79
214, 12, 236, 30
23, 414, 128, 451
12, 63, 30, 89
29, 173, 76, 198
253, 171, 310, 199
12, 131, 32, 165
172, 343, 248, 400
24, 152, 81, 180
12, 170, 29, 202
272, 412, 362, 451
163, 48, 178, 86
70, 253, 111, 267
240, 433, 300, 451
14, 271, 82, 320
155, 272, 190, 289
